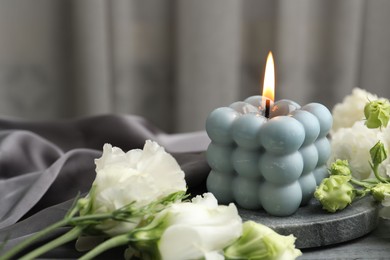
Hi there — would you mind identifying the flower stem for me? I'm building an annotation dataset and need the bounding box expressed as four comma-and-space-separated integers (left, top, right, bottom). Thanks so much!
354, 188, 371, 199
68, 212, 112, 224
350, 178, 374, 189
79, 234, 130, 260
363, 178, 382, 184
0, 211, 114, 260
0, 218, 69, 260
372, 164, 389, 183
18, 227, 84, 260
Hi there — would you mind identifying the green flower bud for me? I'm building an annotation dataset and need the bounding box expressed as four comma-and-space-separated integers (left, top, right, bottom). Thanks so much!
330, 159, 351, 176
371, 183, 390, 202
76, 196, 95, 218
364, 99, 390, 128
314, 175, 356, 213
224, 221, 302, 260
370, 141, 387, 165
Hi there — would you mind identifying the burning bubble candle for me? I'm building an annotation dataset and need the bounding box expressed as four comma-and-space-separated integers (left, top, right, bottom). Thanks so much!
205, 52, 332, 216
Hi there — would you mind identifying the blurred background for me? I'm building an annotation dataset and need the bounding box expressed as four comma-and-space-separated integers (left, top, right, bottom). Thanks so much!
0, 0, 389, 133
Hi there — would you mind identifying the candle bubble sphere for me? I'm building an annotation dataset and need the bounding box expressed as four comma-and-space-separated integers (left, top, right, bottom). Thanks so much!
315, 138, 332, 166
233, 148, 262, 179
259, 181, 302, 216
270, 99, 301, 118
229, 101, 259, 114
206, 170, 234, 204
290, 110, 320, 146
299, 172, 318, 205
259, 151, 304, 185
260, 116, 305, 155
232, 113, 266, 150
233, 176, 261, 209
302, 103, 333, 138
206, 143, 234, 173
299, 144, 319, 173
206, 107, 239, 145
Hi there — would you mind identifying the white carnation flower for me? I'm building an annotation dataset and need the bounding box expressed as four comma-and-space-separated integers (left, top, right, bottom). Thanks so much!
90, 140, 186, 235
332, 88, 378, 133
329, 121, 386, 179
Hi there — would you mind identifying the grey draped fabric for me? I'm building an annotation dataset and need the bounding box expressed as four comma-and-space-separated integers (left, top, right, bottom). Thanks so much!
1, 1, 390, 133
0, 114, 210, 258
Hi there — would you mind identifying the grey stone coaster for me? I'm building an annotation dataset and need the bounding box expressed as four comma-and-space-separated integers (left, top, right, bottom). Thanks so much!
238, 196, 380, 249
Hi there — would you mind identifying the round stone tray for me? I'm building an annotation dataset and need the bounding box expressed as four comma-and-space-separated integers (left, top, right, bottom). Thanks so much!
238, 196, 380, 249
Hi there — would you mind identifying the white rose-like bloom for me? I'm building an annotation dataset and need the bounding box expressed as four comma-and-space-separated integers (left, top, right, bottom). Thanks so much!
153, 193, 242, 260
332, 88, 378, 133
329, 121, 388, 180
90, 140, 186, 235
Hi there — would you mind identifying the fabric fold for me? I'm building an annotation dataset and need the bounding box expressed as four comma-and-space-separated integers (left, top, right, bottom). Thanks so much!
0, 114, 211, 255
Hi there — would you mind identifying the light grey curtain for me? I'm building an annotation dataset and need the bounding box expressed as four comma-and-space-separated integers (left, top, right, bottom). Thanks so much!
0, 0, 389, 133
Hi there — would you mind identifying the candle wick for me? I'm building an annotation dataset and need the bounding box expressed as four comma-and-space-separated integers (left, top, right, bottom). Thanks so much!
265, 99, 271, 118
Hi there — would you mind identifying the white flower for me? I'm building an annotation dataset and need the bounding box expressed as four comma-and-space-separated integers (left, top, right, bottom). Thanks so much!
332, 88, 378, 133
159, 193, 242, 260
329, 121, 387, 179
89, 140, 186, 235
131, 193, 243, 260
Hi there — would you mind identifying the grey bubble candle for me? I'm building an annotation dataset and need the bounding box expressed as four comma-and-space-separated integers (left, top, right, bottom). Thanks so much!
205, 53, 333, 216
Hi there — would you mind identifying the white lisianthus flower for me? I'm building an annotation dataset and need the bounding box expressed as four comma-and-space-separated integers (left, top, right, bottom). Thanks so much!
129, 192, 243, 260
158, 193, 242, 260
332, 88, 378, 133
329, 121, 387, 180
88, 140, 186, 235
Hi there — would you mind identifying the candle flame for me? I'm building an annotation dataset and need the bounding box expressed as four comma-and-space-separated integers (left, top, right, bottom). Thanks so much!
262, 51, 275, 101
